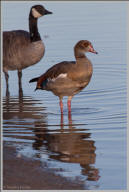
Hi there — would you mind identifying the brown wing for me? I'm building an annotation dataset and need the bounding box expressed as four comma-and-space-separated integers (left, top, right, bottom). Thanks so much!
37, 61, 76, 88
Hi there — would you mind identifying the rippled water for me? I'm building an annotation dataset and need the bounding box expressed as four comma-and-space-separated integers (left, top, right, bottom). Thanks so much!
2, 2, 127, 190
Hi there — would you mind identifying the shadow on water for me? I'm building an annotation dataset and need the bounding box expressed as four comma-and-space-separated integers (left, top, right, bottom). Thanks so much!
3, 93, 100, 184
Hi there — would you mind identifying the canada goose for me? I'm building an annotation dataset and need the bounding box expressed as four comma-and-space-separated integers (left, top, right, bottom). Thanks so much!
29, 40, 98, 114
3, 4, 52, 96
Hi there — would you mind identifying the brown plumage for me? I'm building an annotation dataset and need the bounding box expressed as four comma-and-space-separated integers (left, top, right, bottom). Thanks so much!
3, 4, 52, 96
3, 30, 45, 71
29, 40, 98, 113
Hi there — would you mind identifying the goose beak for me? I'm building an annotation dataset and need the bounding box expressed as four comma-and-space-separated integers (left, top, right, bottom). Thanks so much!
91, 50, 98, 54
89, 47, 98, 54
88, 45, 98, 54
44, 9, 53, 15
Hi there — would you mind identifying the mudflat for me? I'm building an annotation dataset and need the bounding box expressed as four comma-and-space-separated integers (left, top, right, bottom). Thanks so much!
3, 143, 84, 190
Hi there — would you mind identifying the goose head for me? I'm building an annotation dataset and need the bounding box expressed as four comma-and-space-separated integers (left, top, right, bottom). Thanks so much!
74, 40, 98, 55
31, 5, 52, 18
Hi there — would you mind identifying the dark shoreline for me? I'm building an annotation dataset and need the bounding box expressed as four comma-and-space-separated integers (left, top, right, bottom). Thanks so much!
3, 143, 84, 190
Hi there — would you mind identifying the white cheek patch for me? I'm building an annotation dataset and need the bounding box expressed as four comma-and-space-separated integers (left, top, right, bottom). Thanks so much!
50, 73, 67, 82
32, 8, 42, 18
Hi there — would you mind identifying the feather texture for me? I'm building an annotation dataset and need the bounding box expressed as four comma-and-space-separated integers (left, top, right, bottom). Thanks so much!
29, 40, 97, 107
3, 30, 45, 71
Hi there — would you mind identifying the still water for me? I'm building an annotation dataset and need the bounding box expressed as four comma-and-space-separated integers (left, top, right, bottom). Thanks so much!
2, 2, 127, 190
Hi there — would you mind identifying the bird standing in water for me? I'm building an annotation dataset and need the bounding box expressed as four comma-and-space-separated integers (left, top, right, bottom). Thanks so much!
29, 40, 98, 114
3, 4, 52, 96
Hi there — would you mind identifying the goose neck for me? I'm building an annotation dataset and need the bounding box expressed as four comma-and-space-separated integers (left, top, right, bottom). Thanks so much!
29, 14, 41, 42
74, 48, 86, 60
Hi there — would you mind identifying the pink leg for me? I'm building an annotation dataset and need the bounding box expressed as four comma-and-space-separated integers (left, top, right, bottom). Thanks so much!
67, 96, 72, 113
59, 100, 63, 114
67, 100, 71, 113
67, 96, 73, 121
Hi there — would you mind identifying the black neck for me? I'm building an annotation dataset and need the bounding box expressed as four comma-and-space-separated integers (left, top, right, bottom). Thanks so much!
29, 13, 41, 42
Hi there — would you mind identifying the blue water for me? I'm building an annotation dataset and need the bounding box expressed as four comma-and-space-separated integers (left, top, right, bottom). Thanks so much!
2, 2, 127, 190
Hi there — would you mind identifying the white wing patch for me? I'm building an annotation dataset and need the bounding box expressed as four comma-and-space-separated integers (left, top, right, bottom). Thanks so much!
50, 73, 67, 82
57, 73, 67, 78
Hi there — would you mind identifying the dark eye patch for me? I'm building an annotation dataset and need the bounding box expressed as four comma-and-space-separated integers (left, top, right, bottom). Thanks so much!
83, 42, 90, 47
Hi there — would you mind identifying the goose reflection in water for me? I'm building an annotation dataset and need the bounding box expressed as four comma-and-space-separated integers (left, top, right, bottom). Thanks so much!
3, 94, 47, 142
3, 93, 100, 183
33, 113, 100, 182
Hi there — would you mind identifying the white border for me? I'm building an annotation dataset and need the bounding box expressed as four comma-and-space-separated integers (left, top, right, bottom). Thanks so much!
1, 1, 128, 192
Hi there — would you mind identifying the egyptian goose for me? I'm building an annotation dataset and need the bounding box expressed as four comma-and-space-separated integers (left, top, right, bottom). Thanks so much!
29, 40, 98, 113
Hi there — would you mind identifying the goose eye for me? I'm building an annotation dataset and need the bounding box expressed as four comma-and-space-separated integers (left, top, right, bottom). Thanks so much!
84, 42, 89, 48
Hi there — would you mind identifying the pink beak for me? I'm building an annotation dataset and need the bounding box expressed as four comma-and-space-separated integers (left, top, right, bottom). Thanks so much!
89, 46, 98, 54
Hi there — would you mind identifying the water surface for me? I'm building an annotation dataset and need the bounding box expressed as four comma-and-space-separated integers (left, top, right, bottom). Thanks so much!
2, 2, 127, 190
